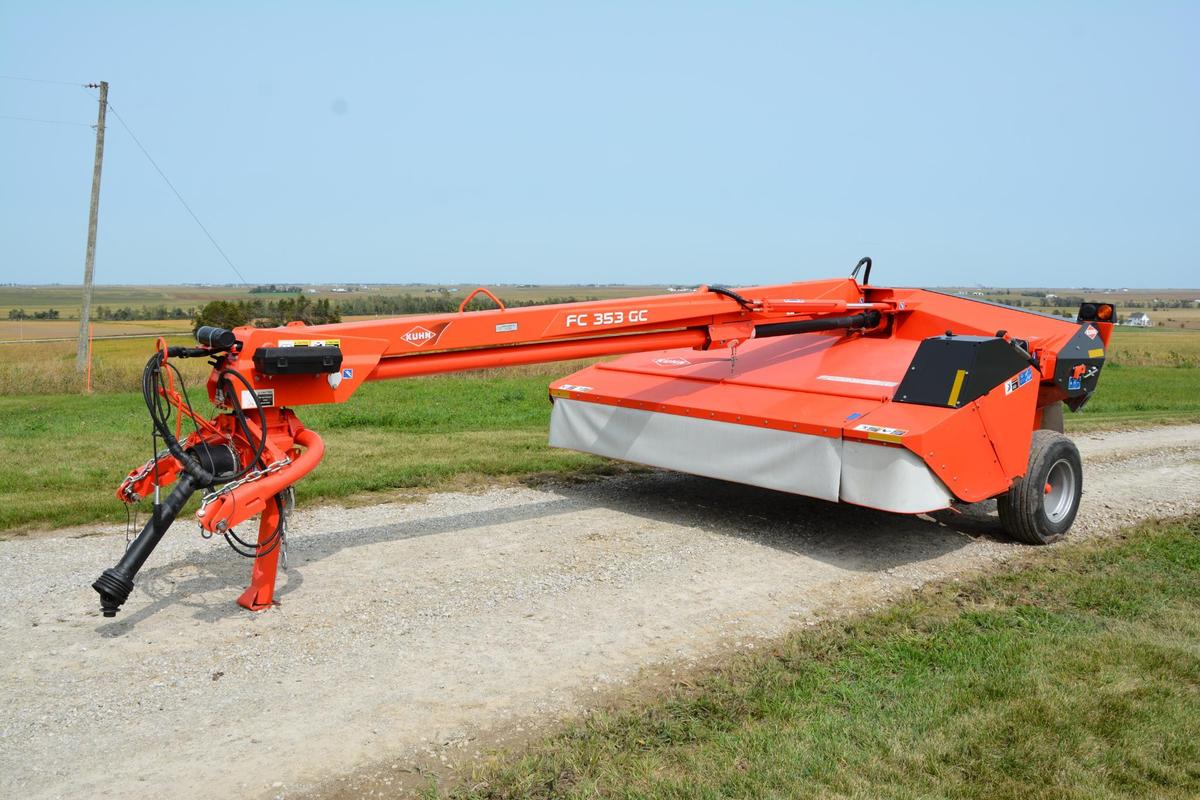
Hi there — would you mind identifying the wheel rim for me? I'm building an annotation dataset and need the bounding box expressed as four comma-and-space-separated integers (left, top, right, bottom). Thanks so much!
1043, 458, 1076, 523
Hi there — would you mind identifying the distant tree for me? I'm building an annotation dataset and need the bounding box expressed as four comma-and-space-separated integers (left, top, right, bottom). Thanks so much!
259, 295, 341, 327
249, 284, 302, 294
193, 300, 251, 332
7, 308, 26, 320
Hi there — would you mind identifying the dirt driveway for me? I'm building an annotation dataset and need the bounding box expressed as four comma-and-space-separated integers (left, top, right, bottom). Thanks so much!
2, 425, 1198, 799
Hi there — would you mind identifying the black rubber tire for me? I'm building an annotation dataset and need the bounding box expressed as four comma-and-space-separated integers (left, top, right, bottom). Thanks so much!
998, 430, 1083, 545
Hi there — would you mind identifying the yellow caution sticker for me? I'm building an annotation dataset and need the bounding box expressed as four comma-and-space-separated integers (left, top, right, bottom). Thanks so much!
1088, 348, 1104, 358
947, 369, 967, 407
278, 339, 341, 348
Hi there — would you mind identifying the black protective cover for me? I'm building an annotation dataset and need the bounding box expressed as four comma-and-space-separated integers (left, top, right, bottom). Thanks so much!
894, 335, 1031, 408
252, 345, 343, 375
1052, 324, 1107, 410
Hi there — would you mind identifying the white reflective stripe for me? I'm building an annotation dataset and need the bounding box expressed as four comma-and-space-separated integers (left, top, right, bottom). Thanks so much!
818, 374, 899, 388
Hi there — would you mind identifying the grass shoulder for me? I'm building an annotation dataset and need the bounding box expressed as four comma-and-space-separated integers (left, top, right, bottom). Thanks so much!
431, 516, 1200, 800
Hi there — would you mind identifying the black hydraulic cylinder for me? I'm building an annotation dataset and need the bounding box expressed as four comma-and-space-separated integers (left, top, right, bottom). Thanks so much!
92, 472, 199, 618
753, 309, 881, 339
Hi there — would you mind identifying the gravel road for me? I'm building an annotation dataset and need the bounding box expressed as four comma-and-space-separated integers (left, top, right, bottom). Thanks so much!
2, 425, 1199, 799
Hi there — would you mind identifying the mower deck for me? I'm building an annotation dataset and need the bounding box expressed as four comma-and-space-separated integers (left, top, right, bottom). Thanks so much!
545, 283, 1105, 513
549, 331, 962, 514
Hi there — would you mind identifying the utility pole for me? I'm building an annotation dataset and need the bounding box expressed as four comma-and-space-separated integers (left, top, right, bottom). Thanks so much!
76, 80, 108, 374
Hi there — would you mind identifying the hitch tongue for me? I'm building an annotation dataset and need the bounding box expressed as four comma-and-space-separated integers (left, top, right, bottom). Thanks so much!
93, 473, 199, 617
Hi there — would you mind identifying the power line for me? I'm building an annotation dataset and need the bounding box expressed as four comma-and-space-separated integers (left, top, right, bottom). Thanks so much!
0, 113, 91, 126
8, 74, 253, 286
0, 74, 86, 87
97, 96, 251, 286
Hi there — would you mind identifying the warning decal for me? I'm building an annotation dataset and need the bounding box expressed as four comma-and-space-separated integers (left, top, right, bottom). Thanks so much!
1004, 366, 1035, 395
854, 424, 907, 443
239, 388, 275, 408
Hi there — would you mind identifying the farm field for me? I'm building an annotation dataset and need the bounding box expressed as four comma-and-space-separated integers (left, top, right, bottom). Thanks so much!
940, 286, 1200, 330
0, 282, 673, 318
0, 318, 193, 342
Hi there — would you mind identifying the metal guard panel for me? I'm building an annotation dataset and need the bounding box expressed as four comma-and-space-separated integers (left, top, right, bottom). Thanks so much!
1053, 323, 1107, 407
894, 335, 1029, 408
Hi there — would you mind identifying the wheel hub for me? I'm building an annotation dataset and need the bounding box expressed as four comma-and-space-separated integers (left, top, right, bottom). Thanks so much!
1044, 458, 1077, 523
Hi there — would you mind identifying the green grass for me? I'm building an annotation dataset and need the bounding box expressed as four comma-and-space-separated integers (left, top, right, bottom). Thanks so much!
1069, 365, 1200, 430
1064, 327, 1200, 429
0, 372, 609, 531
433, 517, 1200, 800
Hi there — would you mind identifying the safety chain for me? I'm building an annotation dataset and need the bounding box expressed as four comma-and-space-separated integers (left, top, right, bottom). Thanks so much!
196, 456, 293, 528
279, 486, 295, 570
119, 448, 173, 502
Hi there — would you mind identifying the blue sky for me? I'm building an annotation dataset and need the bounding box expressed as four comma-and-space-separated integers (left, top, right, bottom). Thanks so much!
1, 2, 1196, 288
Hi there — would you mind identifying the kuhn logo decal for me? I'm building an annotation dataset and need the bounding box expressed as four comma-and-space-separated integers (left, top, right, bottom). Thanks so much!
654, 357, 692, 368
402, 326, 436, 346
399, 322, 450, 348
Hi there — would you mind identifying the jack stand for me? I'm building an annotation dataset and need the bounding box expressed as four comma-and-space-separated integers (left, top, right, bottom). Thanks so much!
236, 501, 282, 611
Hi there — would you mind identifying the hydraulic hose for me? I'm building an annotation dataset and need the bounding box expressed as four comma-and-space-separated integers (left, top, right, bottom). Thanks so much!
142, 352, 215, 486
215, 367, 267, 478
141, 353, 266, 487
753, 309, 881, 339
92, 472, 199, 617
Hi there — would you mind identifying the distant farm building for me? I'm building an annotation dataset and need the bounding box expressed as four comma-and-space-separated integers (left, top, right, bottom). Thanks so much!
1126, 312, 1151, 327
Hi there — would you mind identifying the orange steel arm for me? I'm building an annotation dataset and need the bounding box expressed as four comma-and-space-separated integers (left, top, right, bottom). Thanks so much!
212, 278, 897, 409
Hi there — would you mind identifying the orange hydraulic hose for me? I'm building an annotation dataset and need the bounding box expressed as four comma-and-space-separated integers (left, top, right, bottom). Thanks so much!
366, 329, 709, 381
